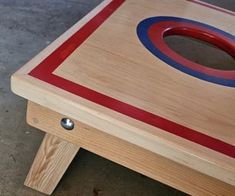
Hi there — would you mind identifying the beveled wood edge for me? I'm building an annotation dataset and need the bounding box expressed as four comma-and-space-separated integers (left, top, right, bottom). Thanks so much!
11, 0, 112, 75
11, 74, 235, 186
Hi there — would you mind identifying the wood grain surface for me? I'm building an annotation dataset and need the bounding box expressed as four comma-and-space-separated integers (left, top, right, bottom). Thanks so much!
24, 133, 79, 195
54, 0, 235, 145
11, 0, 235, 186
26, 101, 235, 196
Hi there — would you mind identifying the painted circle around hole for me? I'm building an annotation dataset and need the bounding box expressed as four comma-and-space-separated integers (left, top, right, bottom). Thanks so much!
137, 16, 235, 87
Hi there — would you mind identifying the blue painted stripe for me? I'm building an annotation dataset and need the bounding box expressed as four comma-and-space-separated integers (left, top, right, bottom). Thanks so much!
136, 16, 235, 87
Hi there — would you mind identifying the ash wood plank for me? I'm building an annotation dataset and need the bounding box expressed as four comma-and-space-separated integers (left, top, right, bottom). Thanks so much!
11, 0, 235, 185
26, 101, 235, 196
24, 133, 79, 195
55, 0, 235, 144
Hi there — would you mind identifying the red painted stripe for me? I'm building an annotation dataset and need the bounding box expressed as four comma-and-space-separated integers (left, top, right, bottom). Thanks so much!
29, 0, 235, 158
30, 0, 125, 76
187, 0, 235, 16
40, 73, 235, 158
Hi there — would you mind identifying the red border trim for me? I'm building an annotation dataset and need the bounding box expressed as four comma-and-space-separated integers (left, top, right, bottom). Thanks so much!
29, 0, 235, 158
187, 0, 235, 16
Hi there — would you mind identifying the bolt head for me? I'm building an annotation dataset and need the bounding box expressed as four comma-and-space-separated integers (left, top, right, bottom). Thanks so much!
61, 118, 74, 130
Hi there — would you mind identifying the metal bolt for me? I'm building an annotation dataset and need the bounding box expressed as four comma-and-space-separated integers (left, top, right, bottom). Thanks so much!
60, 118, 74, 130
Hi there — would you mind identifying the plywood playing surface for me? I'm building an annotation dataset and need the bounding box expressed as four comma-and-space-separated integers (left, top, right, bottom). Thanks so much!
11, 0, 235, 186
54, 0, 235, 144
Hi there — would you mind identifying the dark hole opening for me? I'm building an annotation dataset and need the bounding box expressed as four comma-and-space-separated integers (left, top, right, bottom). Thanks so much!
164, 35, 235, 71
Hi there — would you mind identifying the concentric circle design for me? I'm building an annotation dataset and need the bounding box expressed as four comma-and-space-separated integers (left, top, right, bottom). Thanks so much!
137, 16, 235, 87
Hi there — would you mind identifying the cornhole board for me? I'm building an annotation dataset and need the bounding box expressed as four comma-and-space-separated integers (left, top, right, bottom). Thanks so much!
11, 0, 235, 195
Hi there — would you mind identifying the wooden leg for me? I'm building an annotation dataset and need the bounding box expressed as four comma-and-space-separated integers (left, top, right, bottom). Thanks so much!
24, 133, 80, 195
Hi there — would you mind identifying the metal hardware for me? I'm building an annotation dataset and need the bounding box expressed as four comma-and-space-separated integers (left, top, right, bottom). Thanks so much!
60, 118, 74, 130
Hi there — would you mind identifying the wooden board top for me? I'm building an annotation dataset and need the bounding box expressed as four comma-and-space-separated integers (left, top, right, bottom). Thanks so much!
11, 0, 235, 186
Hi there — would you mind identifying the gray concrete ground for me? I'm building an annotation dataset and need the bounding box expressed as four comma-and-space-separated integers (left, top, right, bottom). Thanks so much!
0, 0, 234, 196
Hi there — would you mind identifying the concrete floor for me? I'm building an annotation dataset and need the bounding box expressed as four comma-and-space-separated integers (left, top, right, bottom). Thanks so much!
0, 0, 234, 196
